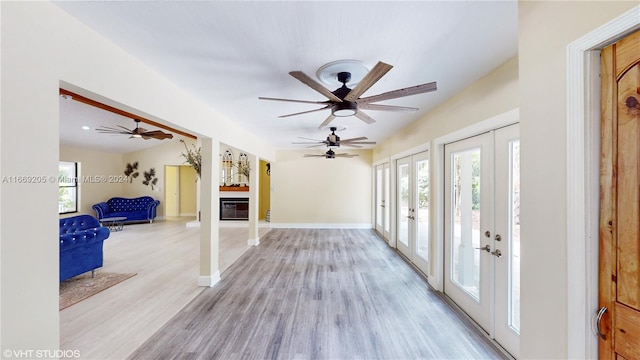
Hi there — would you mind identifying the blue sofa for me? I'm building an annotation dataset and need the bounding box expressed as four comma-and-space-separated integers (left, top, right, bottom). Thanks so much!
60, 215, 110, 282
92, 196, 160, 224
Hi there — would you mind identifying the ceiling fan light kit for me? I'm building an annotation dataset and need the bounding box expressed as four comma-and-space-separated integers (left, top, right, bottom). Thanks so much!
259, 60, 437, 129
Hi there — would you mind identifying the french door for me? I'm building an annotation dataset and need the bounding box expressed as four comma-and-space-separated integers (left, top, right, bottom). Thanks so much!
444, 124, 520, 357
397, 151, 430, 274
375, 162, 390, 240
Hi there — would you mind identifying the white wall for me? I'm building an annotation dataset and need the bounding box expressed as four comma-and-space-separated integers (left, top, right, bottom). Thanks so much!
518, 1, 637, 358
0, 1, 274, 351
271, 149, 372, 226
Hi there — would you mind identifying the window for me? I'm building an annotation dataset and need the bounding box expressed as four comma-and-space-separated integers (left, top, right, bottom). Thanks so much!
59, 161, 78, 214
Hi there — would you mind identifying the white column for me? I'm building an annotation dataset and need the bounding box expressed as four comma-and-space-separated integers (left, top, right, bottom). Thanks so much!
198, 137, 220, 286
248, 154, 260, 246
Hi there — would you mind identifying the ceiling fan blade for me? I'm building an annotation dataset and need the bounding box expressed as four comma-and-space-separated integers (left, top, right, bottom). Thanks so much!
345, 141, 377, 145
358, 81, 437, 104
297, 137, 324, 141
306, 144, 326, 148
354, 110, 376, 124
341, 144, 363, 148
340, 136, 368, 142
292, 141, 323, 145
358, 103, 418, 112
335, 154, 358, 158
344, 61, 393, 101
303, 154, 327, 158
258, 97, 329, 105
278, 106, 331, 118
318, 114, 337, 129
116, 125, 135, 132
96, 128, 132, 135
289, 71, 342, 102
142, 131, 173, 140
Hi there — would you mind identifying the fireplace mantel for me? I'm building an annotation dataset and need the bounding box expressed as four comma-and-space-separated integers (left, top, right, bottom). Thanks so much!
219, 186, 249, 192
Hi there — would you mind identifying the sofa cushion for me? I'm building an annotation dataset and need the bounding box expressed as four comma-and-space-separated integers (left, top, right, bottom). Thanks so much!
107, 197, 155, 212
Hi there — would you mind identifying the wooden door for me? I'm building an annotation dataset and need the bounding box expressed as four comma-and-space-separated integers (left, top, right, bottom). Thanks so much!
599, 29, 640, 360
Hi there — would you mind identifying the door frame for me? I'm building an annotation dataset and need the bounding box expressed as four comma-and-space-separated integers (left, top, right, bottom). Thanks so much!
566, 6, 640, 359
431, 109, 519, 292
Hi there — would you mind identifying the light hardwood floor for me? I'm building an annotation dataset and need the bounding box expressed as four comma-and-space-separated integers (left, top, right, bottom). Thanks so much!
130, 228, 506, 360
60, 217, 270, 360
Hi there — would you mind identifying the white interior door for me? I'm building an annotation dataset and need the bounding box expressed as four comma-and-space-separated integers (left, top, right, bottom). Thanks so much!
396, 152, 430, 275
443, 124, 520, 358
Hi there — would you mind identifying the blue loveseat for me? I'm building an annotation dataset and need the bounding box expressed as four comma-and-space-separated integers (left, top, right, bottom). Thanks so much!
60, 215, 110, 282
92, 196, 160, 224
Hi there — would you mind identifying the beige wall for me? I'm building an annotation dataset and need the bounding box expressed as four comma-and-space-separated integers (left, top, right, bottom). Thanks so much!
122, 138, 198, 219
179, 165, 197, 215
259, 160, 271, 220
271, 149, 372, 226
373, 56, 519, 162
518, 1, 637, 358
59, 145, 124, 218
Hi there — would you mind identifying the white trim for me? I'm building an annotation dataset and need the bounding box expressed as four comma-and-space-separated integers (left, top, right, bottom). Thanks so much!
270, 223, 373, 229
198, 271, 220, 287
186, 220, 201, 228
431, 108, 519, 292
390, 142, 430, 161
565, 6, 640, 359
248, 237, 260, 246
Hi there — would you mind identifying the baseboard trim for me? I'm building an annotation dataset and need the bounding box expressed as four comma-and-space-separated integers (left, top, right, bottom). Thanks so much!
197, 271, 220, 287
271, 223, 373, 229
186, 220, 201, 228
248, 237, 260, 246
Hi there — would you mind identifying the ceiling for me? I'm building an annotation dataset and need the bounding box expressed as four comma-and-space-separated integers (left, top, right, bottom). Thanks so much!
55, 1, 518, 152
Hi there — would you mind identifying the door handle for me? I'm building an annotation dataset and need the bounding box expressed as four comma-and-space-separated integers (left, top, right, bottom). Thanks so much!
491, 249, 502, 257
475, 244, 491, 252
596, 306, 607, 340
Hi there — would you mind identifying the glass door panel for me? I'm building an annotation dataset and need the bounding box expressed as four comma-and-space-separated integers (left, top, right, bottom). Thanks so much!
494, 124, 520, 358
444, 131, 492, 333
451, 148, 482, 299
383, 163, 390, 238
397, 159, 410, 249
415, 155, 430, 264
509, 140, 521, 332
375, 165, 383, 233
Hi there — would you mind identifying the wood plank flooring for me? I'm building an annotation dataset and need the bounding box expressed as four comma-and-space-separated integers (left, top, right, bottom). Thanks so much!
130, 228, 505, 360
60, 217, 270, 360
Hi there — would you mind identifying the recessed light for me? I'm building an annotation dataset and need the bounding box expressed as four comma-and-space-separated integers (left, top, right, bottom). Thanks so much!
60, 94, 73, 100
82, 126, 90, 130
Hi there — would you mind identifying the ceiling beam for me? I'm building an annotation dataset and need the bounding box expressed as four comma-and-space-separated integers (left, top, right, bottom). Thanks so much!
59, 88, 197, 140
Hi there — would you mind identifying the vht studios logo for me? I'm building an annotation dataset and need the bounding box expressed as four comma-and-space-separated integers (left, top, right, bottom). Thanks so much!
3, 349, 80, 359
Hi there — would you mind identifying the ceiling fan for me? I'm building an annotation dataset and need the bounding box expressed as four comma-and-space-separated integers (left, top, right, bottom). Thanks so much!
304, 149, 358, 159
96, 119, 173, 140
292, 126, 376, 148
259, 61, 437, 129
